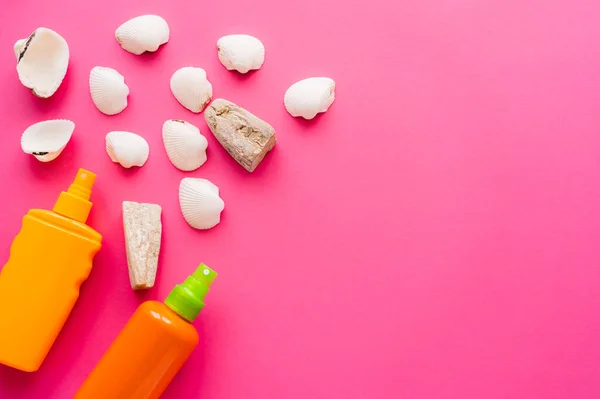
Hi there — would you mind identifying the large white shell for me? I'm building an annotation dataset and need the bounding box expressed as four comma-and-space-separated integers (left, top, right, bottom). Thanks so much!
179, 178, 225, 230
162, 120, 208, 171
105, 131, 149, 168
284, 77, 336, 120
170, 67, 213, 113
115, 15, 170, 55
217, 34, 265, 74
21, 120, 75, 162
15, 27, 69, 98
89, 66, 129, 115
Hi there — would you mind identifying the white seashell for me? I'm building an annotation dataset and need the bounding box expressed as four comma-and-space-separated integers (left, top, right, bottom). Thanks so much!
89, 66, 129, 115
162, 120, 208, 171
13, 39, 26, 60
284, 77, 336, 120
21, 120, 74, 162
115, 15, 169, 55
105, 131, 149, 168
15, 27, 69, 98
170, 67, 213, 113
217, 34, 265, 74
179, 178, 225, 230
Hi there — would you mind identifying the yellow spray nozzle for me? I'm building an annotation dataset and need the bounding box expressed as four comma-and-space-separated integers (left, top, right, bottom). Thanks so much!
68, 169, 96, 201
53, 168, 96, 223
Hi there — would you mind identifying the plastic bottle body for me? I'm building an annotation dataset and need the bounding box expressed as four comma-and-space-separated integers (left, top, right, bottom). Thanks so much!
0, 209, 102, 372
76, 300, 199, 399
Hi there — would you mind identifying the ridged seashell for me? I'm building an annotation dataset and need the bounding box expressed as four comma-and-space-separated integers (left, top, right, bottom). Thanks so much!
21, 120, 75, 162
217, 35, 265, 74
89, 66, 129, 115
115, 15, 170, 55
284, 77, 336, 120
179, 178, 225, 230
162, 120, 208, 171
15, 27, 69, 98
170, 67, 213, 113
105, 131, 149, 168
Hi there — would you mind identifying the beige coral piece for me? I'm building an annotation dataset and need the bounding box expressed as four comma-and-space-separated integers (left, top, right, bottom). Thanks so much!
122, 201, 162, 290
204, 98, 276, 172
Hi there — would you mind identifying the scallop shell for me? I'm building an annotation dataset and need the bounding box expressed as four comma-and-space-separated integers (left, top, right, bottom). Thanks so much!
179, 178, 225, 230
105, 131, 149, 168
162, 120, 208, 171
284, 77, 336, 120
21, 119, 75, 162
115, 15, 170, 55
15, 27, 69, 98
89, 66, 129, 115
170, 67, 213, 113
217, 34, 265, 74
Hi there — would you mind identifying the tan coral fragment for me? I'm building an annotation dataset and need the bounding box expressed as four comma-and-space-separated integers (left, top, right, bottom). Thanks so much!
122, 201, 162, 290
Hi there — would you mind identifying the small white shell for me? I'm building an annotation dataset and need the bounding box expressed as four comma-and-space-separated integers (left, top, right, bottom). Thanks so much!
170, 67, 213, 113
105, 131, 149, 168
16, 27, 70, 98
89, 66, 129, 115
179, 178, 225, 230
115, 15, 169, 55
284, 77, 336, 120
21, 120, 75, 162
217, 34, 265, 74
162, 120, 208, 171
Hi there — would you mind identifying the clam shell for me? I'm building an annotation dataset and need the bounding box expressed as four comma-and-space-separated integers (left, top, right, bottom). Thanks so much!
105, 131, 149, 168
217, 34, 265, 74
179, 178, 225, 230
21, 119, 74, 162
89, 66, 129, 115
284, 77, 336, 120
115, 15, 169, 55
162, 120, 208, 171
170, 67, 213, 113
16, 27, 69, 98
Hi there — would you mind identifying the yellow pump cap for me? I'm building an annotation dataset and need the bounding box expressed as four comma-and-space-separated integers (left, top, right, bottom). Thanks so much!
53, 169, 96, 223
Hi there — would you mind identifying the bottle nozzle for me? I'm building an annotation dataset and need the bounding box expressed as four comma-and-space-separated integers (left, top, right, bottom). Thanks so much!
53, 168, 96, 223
70, 169, 96, 200
165, 264, 217, 322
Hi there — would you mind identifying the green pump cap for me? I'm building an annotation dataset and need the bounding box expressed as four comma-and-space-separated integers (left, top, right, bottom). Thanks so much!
164, 264, 217, 322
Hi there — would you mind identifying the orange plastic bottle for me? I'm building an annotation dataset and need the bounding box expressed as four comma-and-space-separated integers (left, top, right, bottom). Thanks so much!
0, 168, 102, 372
76, 265, 217, 399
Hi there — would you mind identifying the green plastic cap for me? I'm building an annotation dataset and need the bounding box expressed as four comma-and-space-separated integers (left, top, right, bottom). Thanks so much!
164, 264, 217, 322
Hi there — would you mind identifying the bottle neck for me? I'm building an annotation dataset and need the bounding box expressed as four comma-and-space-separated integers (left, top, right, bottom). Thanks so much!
53, 191, 92, 223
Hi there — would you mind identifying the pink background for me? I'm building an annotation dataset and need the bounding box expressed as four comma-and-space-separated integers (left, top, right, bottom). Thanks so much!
1, 0, 600, 398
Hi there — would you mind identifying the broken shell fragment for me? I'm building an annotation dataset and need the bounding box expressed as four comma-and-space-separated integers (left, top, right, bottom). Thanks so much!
170, 67, 213, 113
217, 34, 265, 74
284, 77, 336, 119
162, 120, 208, 171
115, 15, 170, 55
179, 178, 225, 230
89, 66, 129, 115
15, 27, 70, 98
21, 119, 75, 162
204, 99, 276, 172
105, 131, 149, 168
123, 201, 162, 290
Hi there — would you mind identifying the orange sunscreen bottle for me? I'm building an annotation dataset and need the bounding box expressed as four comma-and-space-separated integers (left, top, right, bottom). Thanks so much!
0, 168, 102, 372
76, 264, 217, 399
